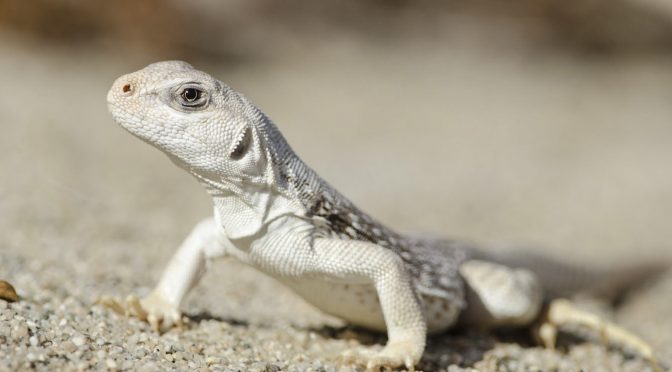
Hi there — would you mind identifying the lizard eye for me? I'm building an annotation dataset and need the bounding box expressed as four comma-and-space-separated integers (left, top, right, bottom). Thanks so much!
175, 85, 209, 110
181, 88, 201, 102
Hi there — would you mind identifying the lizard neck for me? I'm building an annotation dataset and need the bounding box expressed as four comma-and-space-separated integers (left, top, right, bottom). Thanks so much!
188, 163, 305, 240
211, 188, 302, 240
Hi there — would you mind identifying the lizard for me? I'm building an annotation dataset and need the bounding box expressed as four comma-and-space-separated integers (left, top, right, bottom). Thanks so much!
101, 60, 661, 370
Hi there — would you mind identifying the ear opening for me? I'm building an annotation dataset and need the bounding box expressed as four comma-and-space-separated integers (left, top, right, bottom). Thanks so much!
230, 126, 252, 160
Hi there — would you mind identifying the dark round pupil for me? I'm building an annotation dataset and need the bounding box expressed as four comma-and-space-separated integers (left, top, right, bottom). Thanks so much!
182, 88, 199, 101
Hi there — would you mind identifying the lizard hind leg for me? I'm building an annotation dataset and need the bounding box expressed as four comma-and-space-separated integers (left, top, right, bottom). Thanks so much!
458, 261, 661, 370
458, 260, 544, 329
538, 298, 661, 372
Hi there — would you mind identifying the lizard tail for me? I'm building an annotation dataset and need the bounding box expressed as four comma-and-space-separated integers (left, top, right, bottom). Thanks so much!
481, 249, 669, 304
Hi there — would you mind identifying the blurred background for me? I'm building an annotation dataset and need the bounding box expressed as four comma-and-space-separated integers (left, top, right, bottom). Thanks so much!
1, 1, 671, 370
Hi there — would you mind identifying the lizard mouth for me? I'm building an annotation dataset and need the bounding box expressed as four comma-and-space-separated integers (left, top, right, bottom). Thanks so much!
230, 127, 252, 160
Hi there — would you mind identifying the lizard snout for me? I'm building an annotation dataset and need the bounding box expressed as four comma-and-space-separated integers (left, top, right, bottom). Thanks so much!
107, 75, 136, 107
113, 76, 134, 96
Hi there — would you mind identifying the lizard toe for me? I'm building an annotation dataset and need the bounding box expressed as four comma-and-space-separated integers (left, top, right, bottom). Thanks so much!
97, 292, 183, 333
361, 340, 421, 371
136, 292, 183, 333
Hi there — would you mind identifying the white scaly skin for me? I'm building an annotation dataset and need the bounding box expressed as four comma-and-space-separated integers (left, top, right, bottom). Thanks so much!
104, 61, 659, 370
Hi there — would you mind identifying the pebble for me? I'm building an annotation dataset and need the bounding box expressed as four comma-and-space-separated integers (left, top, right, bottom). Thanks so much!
0, 280, 19, 302
121, 360, 134, 370
106, 359, 117, 369
126, 334, 138, 346
11, 324, 28, 340
72, 335, 86, 347
62, 341, 78, 353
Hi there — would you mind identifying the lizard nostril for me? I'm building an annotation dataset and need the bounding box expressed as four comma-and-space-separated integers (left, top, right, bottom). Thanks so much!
122, 84, 132, 93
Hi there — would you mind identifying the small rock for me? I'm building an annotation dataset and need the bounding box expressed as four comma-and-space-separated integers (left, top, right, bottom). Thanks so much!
125, 334, 138, 347
11, 324, 28, 340
121, 360, 134, 370
0, 280, 19, 302
72, 335, 86, 347
109, 345, 124, 354
62, 340, 78, 353
141, 361, 157, 370
106, 359, 117, 369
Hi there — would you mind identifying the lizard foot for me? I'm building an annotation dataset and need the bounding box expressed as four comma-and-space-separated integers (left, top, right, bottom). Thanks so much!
97, 292, 185, 333
341, 340, 421, 371
536, 298, 661, 372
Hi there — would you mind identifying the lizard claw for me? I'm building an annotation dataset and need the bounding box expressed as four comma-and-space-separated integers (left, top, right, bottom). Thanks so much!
97, 292, 185, 333
341, 341, 420, 371
96, 295, 126, 316
368, 340, 419, 371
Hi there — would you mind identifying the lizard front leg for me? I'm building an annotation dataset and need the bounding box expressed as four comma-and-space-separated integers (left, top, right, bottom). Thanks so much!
309, 239, 427, 370
99, 217, 228, 331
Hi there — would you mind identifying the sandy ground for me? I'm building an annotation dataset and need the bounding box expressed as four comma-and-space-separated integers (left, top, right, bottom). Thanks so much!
1, 28, 671, 371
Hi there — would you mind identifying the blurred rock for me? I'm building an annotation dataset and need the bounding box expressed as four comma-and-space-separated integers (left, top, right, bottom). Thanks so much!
0, 280, 18, 302
0, 0, 238, 59
516, 0, 672, 53
0, 0, 671, 61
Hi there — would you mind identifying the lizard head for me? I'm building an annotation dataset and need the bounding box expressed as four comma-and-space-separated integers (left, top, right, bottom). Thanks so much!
107, 61, 271, 189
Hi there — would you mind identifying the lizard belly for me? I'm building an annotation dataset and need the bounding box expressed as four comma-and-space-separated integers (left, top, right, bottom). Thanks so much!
281, 278, 461, 333
422, 293, 462, 333
283, 279, 387, 331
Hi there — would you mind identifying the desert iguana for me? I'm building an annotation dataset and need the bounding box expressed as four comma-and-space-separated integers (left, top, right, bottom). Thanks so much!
101, 61, 660, 370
